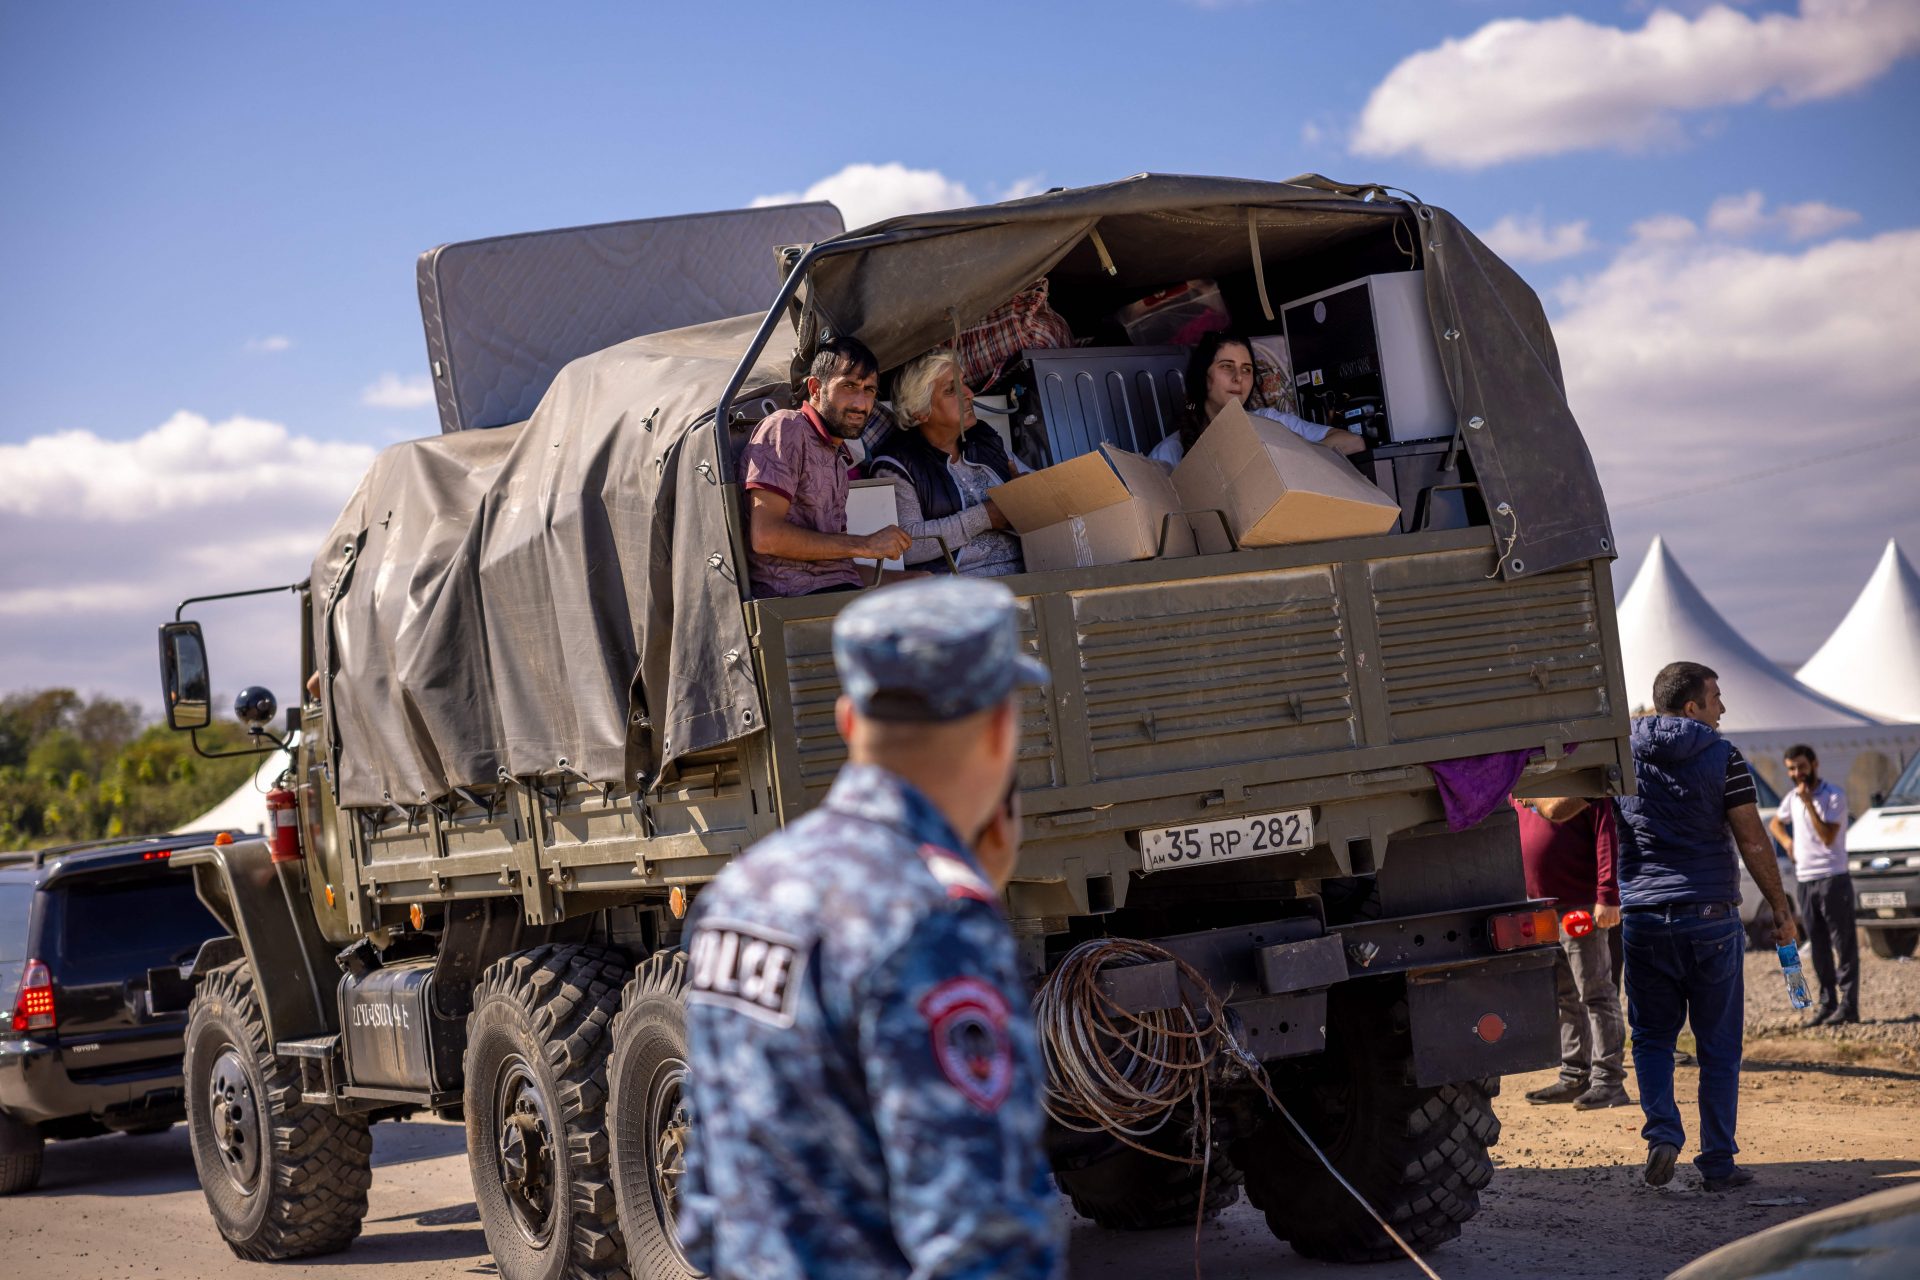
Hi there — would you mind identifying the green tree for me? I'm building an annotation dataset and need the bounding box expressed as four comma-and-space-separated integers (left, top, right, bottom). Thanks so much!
27, 730, 87, 786
0, 688, 262, 851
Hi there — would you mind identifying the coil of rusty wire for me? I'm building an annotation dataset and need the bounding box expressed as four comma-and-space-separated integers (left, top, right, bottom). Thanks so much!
1033, 937, 1234, 1161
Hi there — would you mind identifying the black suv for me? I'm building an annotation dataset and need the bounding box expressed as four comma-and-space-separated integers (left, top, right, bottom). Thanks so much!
1, 830, 233, 1193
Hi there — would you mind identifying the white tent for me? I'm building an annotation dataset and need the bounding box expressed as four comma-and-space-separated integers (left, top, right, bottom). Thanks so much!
174, 745, 292, 836
1617, 536, 1876, 732
1796, 540, 1920, 724
1617, 537, 1920, 809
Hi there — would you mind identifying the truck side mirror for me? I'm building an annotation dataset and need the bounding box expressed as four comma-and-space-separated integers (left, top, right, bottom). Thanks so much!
159, 621, 212, 731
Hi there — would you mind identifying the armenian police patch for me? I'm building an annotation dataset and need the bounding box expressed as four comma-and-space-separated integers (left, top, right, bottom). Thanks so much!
686, 918, 806, 1028
919, 977, 1012, 1111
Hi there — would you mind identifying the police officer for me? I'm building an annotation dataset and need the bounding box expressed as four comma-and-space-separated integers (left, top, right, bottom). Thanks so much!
678, 578, 1062, 1279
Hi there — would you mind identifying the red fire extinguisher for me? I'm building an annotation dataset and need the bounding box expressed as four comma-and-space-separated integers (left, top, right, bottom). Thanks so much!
266, 785, 303, 863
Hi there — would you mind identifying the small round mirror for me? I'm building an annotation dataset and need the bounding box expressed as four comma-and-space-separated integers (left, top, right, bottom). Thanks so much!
234, 686, 278, 728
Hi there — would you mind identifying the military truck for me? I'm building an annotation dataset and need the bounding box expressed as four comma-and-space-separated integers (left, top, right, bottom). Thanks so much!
154, 175, 1630, 1276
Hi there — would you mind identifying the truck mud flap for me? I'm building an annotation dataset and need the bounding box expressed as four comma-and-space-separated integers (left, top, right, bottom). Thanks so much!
1405, 949, 1557, 1088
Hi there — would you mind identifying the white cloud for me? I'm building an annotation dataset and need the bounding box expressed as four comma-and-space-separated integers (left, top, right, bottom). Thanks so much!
244, 335, 292, 354
753, 162, 976, 231
360, 372, 436, 409
1353, 0, 1920, 168
1777, 200, 1863, 241
0, 411, 373, 520
997, 174, 1049, 203
1553, 218, 1920, 660
0, 413, 375, 707
1704, 190, 1770, 237
1629, 212, 1700, 244
1706, 190, 1864, 241
1478, 212, 1598, 263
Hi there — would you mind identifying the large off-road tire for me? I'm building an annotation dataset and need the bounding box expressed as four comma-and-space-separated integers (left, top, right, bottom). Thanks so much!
465, 944, 630, 1280
184, 961, 372, 1258
0, 1110, 45, 1195
1866, 927, 1919, 960
1233, 991, 1498, 1264
1055, 1116, 1243, 1231
607, 950, 701, 1280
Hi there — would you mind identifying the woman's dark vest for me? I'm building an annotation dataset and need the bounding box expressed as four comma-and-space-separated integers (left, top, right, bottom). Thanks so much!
1615, 715, 1740, 907
866, 425, 1015, 558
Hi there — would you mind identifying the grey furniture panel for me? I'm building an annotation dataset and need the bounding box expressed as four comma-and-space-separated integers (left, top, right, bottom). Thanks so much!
418, 202, 844, 433
1025, 345, 1189, 463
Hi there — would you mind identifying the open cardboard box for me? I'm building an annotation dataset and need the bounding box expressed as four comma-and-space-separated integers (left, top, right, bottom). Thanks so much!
990, 444, 1197, 572
1171, 401, 1401, 552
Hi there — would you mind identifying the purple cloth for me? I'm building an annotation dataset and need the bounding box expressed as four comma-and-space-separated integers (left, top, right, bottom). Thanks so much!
1429, 750, 1533, 832
1428, 744, 1579, 832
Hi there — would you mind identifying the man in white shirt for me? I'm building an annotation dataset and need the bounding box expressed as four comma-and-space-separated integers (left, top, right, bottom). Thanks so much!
1768, 745, 1858, 1024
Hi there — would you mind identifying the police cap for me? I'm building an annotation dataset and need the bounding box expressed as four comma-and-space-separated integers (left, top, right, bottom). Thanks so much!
832, 579, 1049, 722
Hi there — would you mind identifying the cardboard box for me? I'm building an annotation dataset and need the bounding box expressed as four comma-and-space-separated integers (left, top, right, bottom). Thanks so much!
1171, 402, 1400, 552
846, 478, 905, 571
990, 444, 1197, 572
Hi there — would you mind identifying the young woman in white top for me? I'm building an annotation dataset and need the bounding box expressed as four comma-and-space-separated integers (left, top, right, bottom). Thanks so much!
1149, 330, 1366, 469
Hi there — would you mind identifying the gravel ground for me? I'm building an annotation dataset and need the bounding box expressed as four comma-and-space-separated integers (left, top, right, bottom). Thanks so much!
4, 946, 1915, 1280
1744, 942, 1920, 1067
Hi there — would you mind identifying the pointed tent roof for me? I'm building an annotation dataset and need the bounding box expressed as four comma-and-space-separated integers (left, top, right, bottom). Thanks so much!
1796, 541, 1920, 724
1616, 537, 1878, 733
173, 745, 292, 836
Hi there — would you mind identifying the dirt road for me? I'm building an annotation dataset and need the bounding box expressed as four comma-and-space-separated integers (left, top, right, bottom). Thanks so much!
6, 954, 1917, 1280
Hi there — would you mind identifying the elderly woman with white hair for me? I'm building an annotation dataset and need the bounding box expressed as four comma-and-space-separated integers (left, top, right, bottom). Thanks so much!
866, 348, 1025, 577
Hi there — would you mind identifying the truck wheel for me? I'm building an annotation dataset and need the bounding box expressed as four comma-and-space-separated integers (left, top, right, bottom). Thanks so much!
1867, 928, 1918, 959
1233, 993, 1498, 1264
607, 950, 701, 1280
466, 944, 629, 1280
1055, 1118, 1243, 1230
184, 961, 372, 1258
0, 1111, 44, 1195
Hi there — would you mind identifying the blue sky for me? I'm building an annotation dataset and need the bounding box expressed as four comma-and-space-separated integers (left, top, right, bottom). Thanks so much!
3, 0, 1918, 708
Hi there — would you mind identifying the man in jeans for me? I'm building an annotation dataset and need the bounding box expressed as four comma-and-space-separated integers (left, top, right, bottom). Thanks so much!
1515, 795, 1629, 1110
1617, 661, 1797, 1192
1769, 745, 1858, 1024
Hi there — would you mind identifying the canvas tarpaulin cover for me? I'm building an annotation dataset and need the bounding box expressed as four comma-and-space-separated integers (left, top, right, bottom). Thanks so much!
313, 314, 785, 809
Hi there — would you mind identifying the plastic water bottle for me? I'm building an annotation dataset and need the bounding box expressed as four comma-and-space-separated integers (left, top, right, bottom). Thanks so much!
1777, 944, 1812, 1011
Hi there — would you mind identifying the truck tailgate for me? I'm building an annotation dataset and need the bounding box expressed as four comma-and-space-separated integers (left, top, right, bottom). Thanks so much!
750, 526, 1629, 827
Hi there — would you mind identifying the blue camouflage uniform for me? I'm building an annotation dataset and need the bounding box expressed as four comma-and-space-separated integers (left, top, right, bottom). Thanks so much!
678, 579, 1061, 1279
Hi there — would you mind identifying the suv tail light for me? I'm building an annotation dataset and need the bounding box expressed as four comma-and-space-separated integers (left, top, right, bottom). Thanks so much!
1489, 908, 1560, 952
12, 959, 55, 1032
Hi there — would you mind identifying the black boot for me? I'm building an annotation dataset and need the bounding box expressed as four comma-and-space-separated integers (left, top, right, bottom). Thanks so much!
1526, 1077, 1590, 1104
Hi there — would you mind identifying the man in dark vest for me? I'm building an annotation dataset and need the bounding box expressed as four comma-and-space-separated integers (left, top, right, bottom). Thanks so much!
1616, 661, 1797, 1192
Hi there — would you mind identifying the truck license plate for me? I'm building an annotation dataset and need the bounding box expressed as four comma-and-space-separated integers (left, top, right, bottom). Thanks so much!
1139, 808, 1314, 872
1860, 891, 1909, 908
